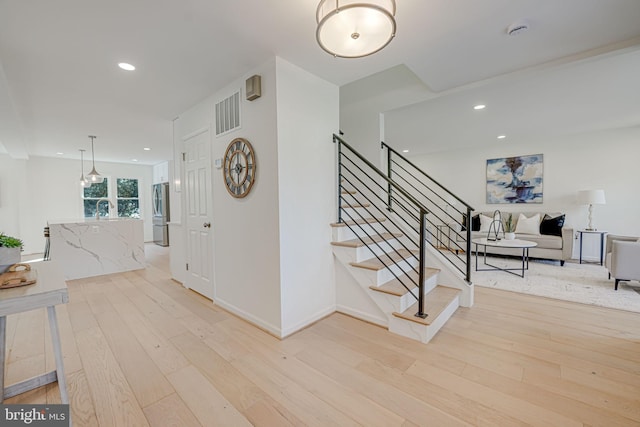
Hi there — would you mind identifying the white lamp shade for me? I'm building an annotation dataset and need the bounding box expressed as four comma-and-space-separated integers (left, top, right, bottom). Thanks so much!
577, 189, 606, 205
316, 0, 396, 58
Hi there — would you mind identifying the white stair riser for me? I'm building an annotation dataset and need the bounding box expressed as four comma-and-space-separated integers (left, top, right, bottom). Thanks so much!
376, 257, 419, 285
354, 239, 403, 262
388, 294, 460, 343
397, 277, 438, 312
341, 206, 374, 219
332, 222, 393, 241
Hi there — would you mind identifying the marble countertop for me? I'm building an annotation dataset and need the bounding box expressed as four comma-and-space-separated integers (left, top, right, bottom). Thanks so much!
48, 218, 142, 225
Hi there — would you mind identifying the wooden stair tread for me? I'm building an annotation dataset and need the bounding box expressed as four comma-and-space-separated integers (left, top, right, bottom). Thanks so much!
331, 232, 403, 248
341, 202, 370, 208
392, 286, 460, 326
330, 217, 387, 227
369, 267, 440, 296
349, 249, 418, 271
340, 190, 357, 195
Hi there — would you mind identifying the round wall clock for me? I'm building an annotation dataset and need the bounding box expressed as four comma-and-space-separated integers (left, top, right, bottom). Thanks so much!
223, 137, 256, 198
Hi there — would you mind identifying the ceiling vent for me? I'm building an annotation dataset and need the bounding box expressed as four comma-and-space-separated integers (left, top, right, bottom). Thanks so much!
507, 20, 529, 36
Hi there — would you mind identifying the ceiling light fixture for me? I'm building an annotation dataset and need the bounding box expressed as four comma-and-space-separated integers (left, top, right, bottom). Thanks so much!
132, 159, 138, 162
56, 152, 64, 155
316, 0, 396, 58
402, 149, 409, 153
86, 135, 104, 184
143, 147, 151, 151
473, 104, 486, 110
118, 62, 135, 71
497, 135, 506, 139
79, 149, 91, 188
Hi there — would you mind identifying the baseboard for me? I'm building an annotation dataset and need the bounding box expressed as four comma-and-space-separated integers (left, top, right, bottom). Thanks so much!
280, 305, 336, 338
336, 304, 388, 328
213, 298, 282, 338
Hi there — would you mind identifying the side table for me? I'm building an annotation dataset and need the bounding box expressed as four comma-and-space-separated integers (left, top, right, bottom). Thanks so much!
577, 230, 607, 265
0, 261, 69, 403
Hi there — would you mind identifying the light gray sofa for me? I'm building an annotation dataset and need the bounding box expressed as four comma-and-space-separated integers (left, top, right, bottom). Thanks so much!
470, 211, 573, 265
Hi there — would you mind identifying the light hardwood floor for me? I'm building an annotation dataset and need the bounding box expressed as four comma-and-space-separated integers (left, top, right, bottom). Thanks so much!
4, 245, 640, 426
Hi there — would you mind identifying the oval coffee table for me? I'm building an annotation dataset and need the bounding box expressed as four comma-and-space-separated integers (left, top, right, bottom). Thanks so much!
472, 237, 538, 278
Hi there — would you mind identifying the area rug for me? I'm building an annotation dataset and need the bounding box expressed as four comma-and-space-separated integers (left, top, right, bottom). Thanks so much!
470, 256, 640, 313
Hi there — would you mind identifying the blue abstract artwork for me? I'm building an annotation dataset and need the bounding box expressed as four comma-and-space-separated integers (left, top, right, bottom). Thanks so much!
486, 154, 543, 204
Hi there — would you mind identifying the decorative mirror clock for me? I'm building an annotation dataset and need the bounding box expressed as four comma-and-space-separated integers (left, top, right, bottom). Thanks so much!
223, 137, 256, 198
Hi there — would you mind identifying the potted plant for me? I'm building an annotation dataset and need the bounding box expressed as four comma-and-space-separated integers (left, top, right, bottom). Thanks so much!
0, 233, 23, 273
504, 214, 516, 240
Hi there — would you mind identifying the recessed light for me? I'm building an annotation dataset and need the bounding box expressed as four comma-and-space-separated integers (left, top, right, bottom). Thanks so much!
56, 152, 64, 155
402, 149, 409, 153
473, 104, 486, 110
497, 135, 506, 139
132, 159, 138, 162
118, 62, 136, 71
143, 147, 151, 151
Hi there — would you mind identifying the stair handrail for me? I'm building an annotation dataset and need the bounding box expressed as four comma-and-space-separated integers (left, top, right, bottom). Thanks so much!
381, 141, 474, 283
336, 135, 430, 216
382, 141, 474, 210
334, 134, 430, 318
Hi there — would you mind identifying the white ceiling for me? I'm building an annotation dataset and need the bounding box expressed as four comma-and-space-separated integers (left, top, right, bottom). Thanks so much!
1, 0, 640, 164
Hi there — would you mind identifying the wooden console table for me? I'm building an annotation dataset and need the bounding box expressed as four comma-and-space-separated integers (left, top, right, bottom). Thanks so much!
0, 261, 69, 403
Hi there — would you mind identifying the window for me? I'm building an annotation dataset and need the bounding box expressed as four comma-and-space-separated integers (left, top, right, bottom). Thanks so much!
117, 178, 140, 218
83, 179, 110, 218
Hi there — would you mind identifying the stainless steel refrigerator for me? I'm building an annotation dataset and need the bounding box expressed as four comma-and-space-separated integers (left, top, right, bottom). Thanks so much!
152, 182, 170, 246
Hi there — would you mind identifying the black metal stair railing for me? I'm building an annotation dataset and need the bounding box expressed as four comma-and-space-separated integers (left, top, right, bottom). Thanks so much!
381, 141, 474, 283
334, 134, 430, 318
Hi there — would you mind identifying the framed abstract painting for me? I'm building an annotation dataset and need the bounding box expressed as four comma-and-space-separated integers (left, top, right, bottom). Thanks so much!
486, 154, 543, 204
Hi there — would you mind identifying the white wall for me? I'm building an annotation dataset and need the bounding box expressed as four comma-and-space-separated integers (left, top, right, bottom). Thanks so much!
340, 65, 434, 161
172, 58, 283, 334
0, 154, 153, 254
0, 155, 27, 240
275, 58, 339, 336
212, 59, 283, 334
340, 64, 640, 262
171, 57, 339, 337
401, 127, 640, 259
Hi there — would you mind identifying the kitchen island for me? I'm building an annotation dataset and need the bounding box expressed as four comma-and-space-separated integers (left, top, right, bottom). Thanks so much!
48, 218, 145, 280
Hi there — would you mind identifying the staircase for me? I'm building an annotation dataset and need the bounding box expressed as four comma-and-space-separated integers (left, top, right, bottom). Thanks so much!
331, 135, 474, 344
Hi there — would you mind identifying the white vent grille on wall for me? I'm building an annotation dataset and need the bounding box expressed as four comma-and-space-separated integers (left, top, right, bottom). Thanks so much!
215, 91, 241, 136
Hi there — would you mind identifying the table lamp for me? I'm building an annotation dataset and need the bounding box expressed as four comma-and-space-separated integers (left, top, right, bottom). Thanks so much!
577, 189, 606, 230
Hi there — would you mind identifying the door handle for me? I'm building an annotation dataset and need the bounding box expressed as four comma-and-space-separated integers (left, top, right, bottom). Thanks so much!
203, 222, 211, 228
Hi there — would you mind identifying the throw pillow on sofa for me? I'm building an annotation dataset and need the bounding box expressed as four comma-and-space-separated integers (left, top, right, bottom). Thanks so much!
515, 213, 541, 235
540, 214, 565, 237
461, 214, 481, 231
479, 214, 495, 232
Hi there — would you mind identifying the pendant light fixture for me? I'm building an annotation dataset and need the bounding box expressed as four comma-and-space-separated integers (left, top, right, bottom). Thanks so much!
86, 135, 104, 184
316, 0, 396, 58
79, 149, 91, 188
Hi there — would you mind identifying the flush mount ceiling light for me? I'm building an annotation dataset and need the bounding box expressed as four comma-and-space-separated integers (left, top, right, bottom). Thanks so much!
86, 135, 104, 184
316, 0, 396, 58
118, 62, 135, 71
497, 135, 506, 139
473, 104, 486, 110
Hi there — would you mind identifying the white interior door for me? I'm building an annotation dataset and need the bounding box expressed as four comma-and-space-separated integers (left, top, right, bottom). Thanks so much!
184, 129, 214, 299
